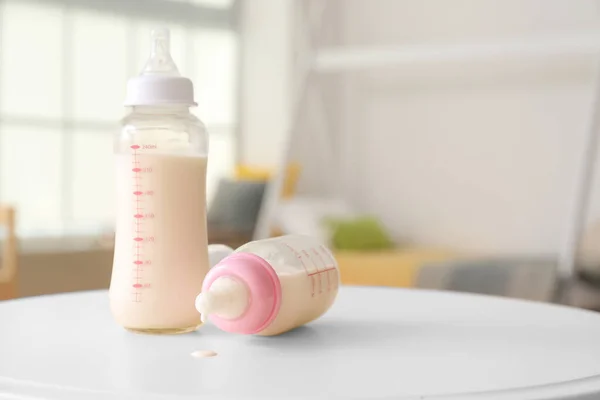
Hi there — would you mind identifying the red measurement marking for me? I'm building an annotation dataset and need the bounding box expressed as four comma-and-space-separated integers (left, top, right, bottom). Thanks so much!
313, 249, 329, 291
282, 242, 314, 297
132, 145, 145, 303
131, 144, 155, 302
307, 267, 337, 277
303, 249, 322, 294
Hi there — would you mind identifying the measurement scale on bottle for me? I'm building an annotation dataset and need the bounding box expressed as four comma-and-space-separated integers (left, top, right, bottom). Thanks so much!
282, 242, 337, 297
130, 144, 156, 302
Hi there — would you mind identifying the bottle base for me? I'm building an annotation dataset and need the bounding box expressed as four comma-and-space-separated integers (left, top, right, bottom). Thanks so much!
125, 323, 202, 335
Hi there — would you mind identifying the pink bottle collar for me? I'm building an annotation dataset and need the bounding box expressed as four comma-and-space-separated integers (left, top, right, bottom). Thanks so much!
202, 252, 282, 334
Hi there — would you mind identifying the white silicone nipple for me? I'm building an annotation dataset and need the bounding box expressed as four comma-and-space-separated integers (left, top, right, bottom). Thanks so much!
124, 27, 196, 106
196, 292, 216, 323
195, 277, 249, 323
141, 28, 180, 76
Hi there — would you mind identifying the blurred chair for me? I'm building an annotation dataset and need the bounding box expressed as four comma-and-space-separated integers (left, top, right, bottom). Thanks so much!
207, 178, 266, 248
207, 162, 301, 246
0, 206, 17, 300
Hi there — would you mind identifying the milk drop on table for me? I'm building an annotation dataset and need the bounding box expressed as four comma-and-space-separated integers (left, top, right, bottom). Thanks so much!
109, 28, 210, 334
195, 235, 341, 336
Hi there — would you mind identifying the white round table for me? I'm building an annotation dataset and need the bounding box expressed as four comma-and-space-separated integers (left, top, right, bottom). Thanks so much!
1, 287, 600, 400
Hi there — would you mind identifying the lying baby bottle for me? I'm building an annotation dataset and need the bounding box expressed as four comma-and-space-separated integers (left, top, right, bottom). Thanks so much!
195, 235, 340, 336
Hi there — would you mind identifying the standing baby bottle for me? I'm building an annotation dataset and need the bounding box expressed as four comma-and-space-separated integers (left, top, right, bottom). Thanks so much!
110, 28, 209, 334
195, 235, 340, 336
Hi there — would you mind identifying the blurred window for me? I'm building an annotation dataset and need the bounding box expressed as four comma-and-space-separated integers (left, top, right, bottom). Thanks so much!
0, 0, 237, 237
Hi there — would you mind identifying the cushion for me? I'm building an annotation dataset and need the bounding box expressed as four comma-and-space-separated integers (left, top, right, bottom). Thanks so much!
323, 216, 394, 251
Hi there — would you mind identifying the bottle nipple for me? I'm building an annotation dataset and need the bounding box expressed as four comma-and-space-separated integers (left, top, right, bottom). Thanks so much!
141, 28, 180, 76
195, 277, 249, 323
195, 292, 215, 323
124, 27, 196, 107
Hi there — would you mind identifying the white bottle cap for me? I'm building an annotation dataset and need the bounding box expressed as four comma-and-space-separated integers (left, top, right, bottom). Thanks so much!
124, 28, 196, 107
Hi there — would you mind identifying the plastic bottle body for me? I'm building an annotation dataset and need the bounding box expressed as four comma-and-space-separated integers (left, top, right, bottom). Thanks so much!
199, 235, 340, 336
110, 106, 209, 334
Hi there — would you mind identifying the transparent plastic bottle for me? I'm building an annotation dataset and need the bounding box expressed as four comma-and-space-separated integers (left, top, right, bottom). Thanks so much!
195, 235, 340, 336
109, 28, 210, 334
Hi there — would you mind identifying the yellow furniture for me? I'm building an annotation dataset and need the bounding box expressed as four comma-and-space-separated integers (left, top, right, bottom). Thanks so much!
334, 248, 458, 288
0, 206, 18, 300
235, 162, 301, 199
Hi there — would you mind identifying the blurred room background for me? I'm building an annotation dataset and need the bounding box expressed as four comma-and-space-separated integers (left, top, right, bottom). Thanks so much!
2, 0, 600, 310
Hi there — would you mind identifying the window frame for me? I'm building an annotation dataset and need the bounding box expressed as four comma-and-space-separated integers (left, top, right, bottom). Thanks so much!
0, 0, 240, 237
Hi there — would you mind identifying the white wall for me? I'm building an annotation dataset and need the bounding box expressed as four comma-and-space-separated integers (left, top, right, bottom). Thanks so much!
238, 0, 293, 166
305, 0, 600, 257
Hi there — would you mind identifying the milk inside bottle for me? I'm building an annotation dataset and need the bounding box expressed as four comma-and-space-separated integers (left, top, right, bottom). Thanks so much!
109, 28, 210, 334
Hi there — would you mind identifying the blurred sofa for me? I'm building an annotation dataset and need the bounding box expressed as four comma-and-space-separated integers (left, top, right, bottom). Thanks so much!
272, 196, 458, 288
